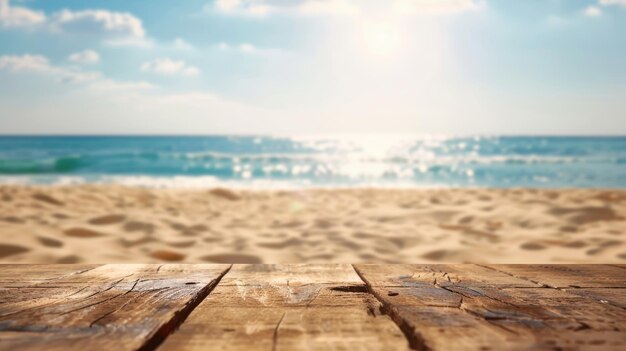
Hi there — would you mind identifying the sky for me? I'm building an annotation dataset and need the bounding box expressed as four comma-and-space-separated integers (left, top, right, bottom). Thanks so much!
0, 0, 625, 135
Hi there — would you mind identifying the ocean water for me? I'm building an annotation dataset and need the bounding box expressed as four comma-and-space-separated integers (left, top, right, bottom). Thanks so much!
0, 135, 624, 188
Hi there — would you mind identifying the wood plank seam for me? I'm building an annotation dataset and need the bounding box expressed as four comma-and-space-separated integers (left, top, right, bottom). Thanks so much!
352, 264, 540, 350
157, 264, 411, 350
351, 264, 424, 351
353, 264, 626, 350
136, 264, 232, 351
36, 266, 101, 284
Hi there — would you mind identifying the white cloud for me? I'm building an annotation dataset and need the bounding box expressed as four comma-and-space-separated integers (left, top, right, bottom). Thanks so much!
599, 0, 626, 7
216, 42, 286, 57
0, 53, 155, 90
0, 54, 52, 72
210, 0, 483, 16
87, 78, 155, 95
584, 6, 602, 17
580, 0, 626, 20
68, 50, 100, 64
50, 9, 145, 38
297, 0, 358, 15
140, 58, 200, 77
1, 1, 149, 46
239, 43, 255, 53
392, 0, 485, 15
0, 53, 100, 83
0, 0, 46, 28
172, 38, 193, 50
212, 0, 358, 16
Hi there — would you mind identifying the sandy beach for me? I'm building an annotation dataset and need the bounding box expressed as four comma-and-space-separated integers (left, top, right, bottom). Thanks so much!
0, 185, 624, 264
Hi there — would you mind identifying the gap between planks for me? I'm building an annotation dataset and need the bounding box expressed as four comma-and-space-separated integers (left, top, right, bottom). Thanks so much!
351, 264, 424, 351
137, 265, 232, 351
147, 264, 626, 351
352, 264, 626, 351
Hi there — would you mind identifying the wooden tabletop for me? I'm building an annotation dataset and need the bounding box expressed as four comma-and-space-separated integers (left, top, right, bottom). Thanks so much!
0, 264, 624, 351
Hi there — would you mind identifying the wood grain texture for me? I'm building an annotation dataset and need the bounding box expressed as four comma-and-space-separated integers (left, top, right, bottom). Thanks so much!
0, 264, 100, 287
486, 264, 626, 288
159, 264, 409, 351
486, 264, 626, 309
354, 264, 626, 351
0, 264, 230, 351
0, 264, 624, 351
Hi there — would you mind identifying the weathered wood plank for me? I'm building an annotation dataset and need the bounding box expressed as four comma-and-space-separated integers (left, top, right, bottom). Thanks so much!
561, 288, 626, 308
159, 264, 409, 351
486, 264, 626, 288
485, 264, 626, 309
354, 264, 626, 351
0, 264, 100, 288
0, 264, 230, 351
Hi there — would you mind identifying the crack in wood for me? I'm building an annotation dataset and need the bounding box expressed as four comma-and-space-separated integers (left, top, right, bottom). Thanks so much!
57, 277, 135, 316
0, 276, 134, 320
436, 278, 526, 336
271, 312, 286, 351
38, 266, 100, 283
475, 264, 549, 288
87, 279, 142, 328
89, 289, 151, 328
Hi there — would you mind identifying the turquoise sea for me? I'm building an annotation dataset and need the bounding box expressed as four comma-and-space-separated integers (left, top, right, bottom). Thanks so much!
0, 135, 624, 188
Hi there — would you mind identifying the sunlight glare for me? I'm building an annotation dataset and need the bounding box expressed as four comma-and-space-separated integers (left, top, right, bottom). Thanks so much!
365, 21, 401, 56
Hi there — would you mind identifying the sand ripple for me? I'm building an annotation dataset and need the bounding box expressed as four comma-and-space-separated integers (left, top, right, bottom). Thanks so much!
0, 185, 624, 264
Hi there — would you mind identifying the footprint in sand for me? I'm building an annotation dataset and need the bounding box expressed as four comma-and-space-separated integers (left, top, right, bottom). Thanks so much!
420, 249, 450, 261
0, 244, 30, 259
37, 236, 64, 248
549, 206, 624, 225
56, 255, 82, 264
209, 188, 241, 201
119, 234, 156, 247
559, 225, 578, 233
352, 231, 377, 239
165, 240, 197, 248
88, 214, 126, 225
595, 192, 626, 203
1, 216, 23, 223
561, 240, 587, 249
256, 238, 304, 249
64, 228, 107, 238
358, 253, 379, 261
458, 215, 474, 224
150, 250, 186, 262
439, 224, 499, 243
32, 193, 64, 206
329, 236, 363, 251
520, 242, 546, 251
271, 220, 305, 228
203, 237, 224, 243
314, 219, 336, 229
169, 222, 207, 236
201, 253, 262, 264
124, 221, 155, 234
586, 240, 622, 256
